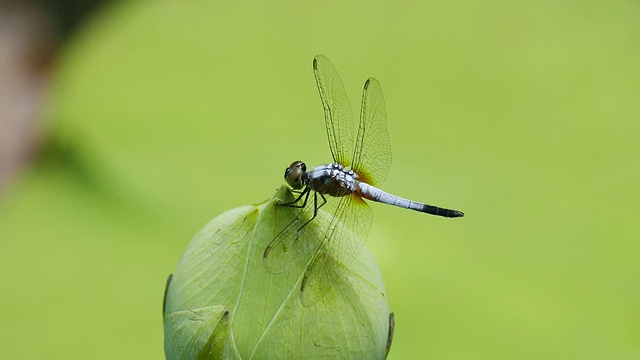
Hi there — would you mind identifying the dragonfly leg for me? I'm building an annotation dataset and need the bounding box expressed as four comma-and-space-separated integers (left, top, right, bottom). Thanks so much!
317, 193, 327, 210
281, 187, 310, 208
295, 191, 322, 237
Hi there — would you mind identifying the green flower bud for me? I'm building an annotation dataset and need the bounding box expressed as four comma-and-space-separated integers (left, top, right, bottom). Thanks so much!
164, 185, 392, 359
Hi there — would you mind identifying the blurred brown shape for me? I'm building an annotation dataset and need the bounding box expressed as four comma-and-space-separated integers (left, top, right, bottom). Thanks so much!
0, 1, 57, 193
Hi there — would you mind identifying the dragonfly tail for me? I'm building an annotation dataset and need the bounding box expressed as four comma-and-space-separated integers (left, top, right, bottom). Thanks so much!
419, 204, 464, 218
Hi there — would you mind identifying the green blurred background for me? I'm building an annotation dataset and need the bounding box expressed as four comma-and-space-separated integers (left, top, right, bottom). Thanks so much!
1, 1, 639, 359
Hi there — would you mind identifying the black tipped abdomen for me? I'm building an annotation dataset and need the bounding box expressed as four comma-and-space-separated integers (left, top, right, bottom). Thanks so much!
420, 204, 465, 218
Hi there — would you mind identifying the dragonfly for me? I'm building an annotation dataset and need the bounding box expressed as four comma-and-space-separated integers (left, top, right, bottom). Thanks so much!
263, 55, 464, 307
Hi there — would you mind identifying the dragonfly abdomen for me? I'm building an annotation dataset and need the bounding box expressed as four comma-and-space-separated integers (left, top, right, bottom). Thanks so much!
357, 183, 464, 218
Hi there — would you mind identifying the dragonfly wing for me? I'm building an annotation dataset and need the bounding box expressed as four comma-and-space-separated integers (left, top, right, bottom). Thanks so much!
313, 55, 355, 167
352, 77, 392, 186
299, 194, 373, 307
263, 191, 326, 274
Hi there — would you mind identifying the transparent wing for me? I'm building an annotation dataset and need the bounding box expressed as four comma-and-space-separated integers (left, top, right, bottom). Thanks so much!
263, 191, 328, 274
313, 55, 355, 166
352, 77, 392, 186
299, 194, 373, 307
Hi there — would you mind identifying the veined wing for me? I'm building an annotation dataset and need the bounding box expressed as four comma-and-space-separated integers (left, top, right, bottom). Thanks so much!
352, 78, 392, 186
313, 55, 355, 167
299, 194, 373, 307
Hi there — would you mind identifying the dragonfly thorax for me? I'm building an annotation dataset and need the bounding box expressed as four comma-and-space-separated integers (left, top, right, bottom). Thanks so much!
306, 163, 358, 197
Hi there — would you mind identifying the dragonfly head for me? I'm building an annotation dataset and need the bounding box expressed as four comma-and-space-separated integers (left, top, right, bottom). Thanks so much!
284, 161, 306, 189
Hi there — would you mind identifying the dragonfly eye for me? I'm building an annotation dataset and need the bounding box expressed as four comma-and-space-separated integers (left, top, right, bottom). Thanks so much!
284, 161, 306, 189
